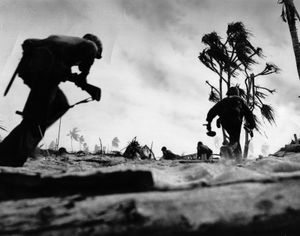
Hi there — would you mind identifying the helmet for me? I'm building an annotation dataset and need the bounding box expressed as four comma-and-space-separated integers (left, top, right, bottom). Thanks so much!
161, 146, 167, 151
226, 87, 240, 96
83, 33, 102, 59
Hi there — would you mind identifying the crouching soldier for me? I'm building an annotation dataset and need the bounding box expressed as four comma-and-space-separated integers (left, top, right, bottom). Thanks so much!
161, 146, 180, 160
197, 141, 213, 161
0, 34, 102, 167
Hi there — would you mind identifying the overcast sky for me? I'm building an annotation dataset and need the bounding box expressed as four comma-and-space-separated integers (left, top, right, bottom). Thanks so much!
1, 0, 300, 157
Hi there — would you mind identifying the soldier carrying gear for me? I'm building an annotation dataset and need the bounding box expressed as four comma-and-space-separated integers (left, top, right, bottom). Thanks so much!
205, 87, 256, 159
0, 34, 102, 167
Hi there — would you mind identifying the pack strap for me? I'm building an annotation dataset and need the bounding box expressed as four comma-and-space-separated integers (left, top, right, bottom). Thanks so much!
69, 97, 93, 109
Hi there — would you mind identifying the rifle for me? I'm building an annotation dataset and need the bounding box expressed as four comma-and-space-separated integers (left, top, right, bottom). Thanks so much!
68, 74, 101, 101
81, 83, 101, 101
4, 58, 23, 96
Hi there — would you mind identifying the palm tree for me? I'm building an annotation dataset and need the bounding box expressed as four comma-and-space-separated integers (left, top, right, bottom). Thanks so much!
56, 118, 62, 150
200, 22, 278, 158
199, 22, 262, 143
83, 142, 89, 153
242, 63, 279, 158
67, 127, 79, 152
99, 137, 103, 154
279, 0, 300, 80
112, 137, 120, 149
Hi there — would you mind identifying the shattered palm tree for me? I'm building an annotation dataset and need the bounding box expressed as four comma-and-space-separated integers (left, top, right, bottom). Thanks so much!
199, 22, 279, 158
67, 127, 80, 152
242, 63, 279, 158
278, 0, 300, 80
123, 137, 155, 160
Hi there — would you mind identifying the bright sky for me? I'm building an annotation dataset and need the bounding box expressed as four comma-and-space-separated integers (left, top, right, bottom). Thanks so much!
1, 0, 300, 157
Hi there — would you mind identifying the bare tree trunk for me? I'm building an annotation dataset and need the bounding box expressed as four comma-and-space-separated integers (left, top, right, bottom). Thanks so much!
285, 0, 300, 80
219, 71, 227, 144
99, 138, 103, 154
70, 138, 73, 152
56, 118, 62, 150
243, 74, 254, 159
243, 134, 250, 159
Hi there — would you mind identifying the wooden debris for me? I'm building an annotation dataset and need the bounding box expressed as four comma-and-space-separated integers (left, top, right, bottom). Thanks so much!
0, 169, 154, 200
0, 173, 300, 235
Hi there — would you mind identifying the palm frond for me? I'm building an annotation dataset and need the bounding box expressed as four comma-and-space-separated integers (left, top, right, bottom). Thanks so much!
256, 47, 264, 57
209, 90, 220, 103
202, 32, 222, 47
227, 22, 251, 38
265, 63, 280, 74
256, 91, 268, 99
67, 127, 80, 141
253, 113, 261, 132
260, 104, 276, 124
199, 49, 216, 70
226, 22, 263, 69
278, 0, 287, 21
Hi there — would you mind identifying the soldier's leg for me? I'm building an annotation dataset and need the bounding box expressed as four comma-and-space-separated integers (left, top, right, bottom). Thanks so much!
0, 48, 59, 167
229, 130, 242, 160
45, 88, 70, 128
222, 121, 242, 159
23, 87, 69, 155
0, 120, 40, 166
0, 87, 52, 166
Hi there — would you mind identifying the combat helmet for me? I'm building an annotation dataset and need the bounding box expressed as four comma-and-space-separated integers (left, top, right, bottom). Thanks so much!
83, 33, 102, 59
226, 87, 240, 96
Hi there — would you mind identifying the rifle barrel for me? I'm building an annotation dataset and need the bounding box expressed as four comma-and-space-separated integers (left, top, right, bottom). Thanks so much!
4, 60, 21, 96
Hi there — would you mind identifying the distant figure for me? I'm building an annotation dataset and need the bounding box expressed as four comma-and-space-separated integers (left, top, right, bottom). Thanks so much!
161, 146, 180, 160
197, 141, 213, 161
206, 87, 256, 159
0, 34, 102, 167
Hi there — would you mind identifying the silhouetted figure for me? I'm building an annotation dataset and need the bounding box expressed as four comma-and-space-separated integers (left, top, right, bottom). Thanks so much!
161, 146, 180, 160
0, 34, 102, 167
206, 87, 256, 159
197, 141, 213, 161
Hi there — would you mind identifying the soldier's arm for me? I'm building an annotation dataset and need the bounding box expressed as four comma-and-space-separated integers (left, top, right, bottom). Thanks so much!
70, 42, 101, 101
206, 102, 221, 124
75, 42, 97, 86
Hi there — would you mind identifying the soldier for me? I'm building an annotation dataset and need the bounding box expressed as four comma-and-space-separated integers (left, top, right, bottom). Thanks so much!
0, 34, 102, 166
197, 141, 213, 161
161, 146, 180, 160
205, 87, 256, 159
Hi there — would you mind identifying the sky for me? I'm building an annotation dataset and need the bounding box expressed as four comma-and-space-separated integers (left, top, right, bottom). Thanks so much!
1, 0, 300, 157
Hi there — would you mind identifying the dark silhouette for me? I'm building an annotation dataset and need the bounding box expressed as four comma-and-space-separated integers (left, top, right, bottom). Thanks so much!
199, 22, 278, 158
123, 137, 154, 160
206, 87, 256, 159
161, 146, 180, 160
196, 141, 213, 161
278, 0, 300, 81
0, 34, 102, 167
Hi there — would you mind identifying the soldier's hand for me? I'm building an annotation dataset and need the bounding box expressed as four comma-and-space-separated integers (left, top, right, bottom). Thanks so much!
206, 122, 211, 131
72, 74, 87, 87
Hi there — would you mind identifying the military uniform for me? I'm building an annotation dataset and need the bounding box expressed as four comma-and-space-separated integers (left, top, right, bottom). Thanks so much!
206, 88, 255, 159
0, 34, 102, 166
